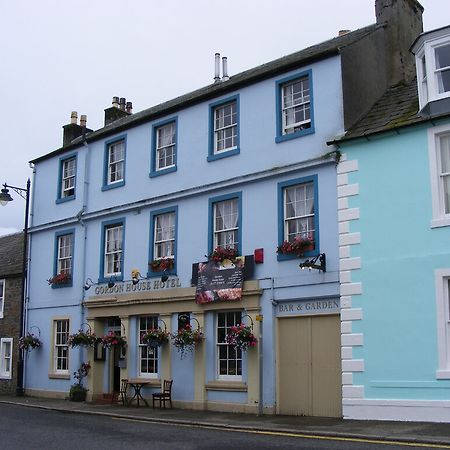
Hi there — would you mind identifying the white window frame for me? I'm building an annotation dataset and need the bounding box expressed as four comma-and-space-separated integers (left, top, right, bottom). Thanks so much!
281, 76, 311, 135
107, 140, 125, 185
53, 319, 69, 374
428, 123, 450, 228
138, 316, 159, 378
104, 224, 123, 277
214, 101, 237, 154
283, 182, 315, 242
156, 122, 176, 171
0, 279, 4, 319
57, 234, 72, 276
0, 338, 13, 379
216, 311, 242, 380
154, 212, 175, 260
61, 157, 76, 198
213, 198, 239, 250
435, 269, 450, 379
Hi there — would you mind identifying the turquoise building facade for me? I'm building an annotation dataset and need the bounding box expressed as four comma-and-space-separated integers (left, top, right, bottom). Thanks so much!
333, 24, 450, 421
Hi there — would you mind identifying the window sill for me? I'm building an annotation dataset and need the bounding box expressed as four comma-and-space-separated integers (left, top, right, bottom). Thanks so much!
101, 181, 125, 191
55, 195, 75, 204
205, 380, 247, 392
0, 375, 12, 380
207, 147, 240, 162
275, 126, 314, 143
149, 166, 177, 178
436, 370, 450, 379
431, 217, 450, 228
48, 373, 70, 380
98, 275, 123, 284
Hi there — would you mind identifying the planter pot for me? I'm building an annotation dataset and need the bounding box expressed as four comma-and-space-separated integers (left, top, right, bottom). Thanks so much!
69, 389, 87, 402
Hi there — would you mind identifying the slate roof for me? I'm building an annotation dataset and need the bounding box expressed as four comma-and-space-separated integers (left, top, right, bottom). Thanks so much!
30, 23, 381, 164
329, 79, 421, 143
0, 232, 24, 278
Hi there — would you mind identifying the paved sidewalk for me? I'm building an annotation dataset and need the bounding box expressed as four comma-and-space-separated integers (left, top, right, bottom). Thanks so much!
1, 395, 450, 447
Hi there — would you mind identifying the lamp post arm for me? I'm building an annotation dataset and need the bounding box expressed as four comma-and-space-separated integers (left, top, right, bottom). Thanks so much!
3, 183, 29, 201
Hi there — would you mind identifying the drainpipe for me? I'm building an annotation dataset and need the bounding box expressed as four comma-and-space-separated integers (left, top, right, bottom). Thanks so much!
257, 277, 274, 416
79, 138, 90, 367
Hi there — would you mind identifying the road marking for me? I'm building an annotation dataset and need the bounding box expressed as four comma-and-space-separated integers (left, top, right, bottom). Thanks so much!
112, 417, 450, 448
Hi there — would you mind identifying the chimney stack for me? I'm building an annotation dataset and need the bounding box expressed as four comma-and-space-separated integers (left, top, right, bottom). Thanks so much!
62, 111, 92, 147
338, 29, 351, 36
375, 0, 423, 84
104, 96, 133, 126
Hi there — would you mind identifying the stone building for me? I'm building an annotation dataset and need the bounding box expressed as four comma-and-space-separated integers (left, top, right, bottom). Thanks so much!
0, 233, 24, 394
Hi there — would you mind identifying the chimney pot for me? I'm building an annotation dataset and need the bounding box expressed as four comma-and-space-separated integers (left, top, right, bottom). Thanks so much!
119, 97, 126, 111
112, 96, 120, 108
126, 102, 133, 114
214, 53, 221, 83
70, 111, 78, 124
222, 56, 229, 81
338, 29, 351, 36
80, 115, 87, 127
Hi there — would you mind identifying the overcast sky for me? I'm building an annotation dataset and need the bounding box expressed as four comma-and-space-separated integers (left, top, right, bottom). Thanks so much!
0, 0, 447, 236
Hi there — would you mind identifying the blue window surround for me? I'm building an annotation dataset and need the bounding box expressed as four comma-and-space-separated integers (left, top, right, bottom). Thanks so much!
277, 175, 319, 261
150, 117, 178, 178
275, 69, 315, 143
208, 192, 242, 255
102, 134, 127, 191
52, 229, 75, 289
56, 153, 77, 204
207, 94, 240, 162
98, 217, 126, 283
147, 206, 178, 278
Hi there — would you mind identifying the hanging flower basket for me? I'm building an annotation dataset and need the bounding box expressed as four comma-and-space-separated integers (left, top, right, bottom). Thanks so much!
47, 272, 71, 286
172, 323, 204, 359
277, 235, 314, 257
67, 329, 97, 348
100, 331, 127, 349
141, 328, 170, 348
149, 257, 175, 272
225, 324, 257, 351
208, 246, 239, 263
19, 333, 42, 351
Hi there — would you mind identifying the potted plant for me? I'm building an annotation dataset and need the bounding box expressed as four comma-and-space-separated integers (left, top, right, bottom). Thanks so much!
47, 272, 71, 286
141, 328, 170, 348
67, 329, 97, 348
172, 323, 204, 359
69, 361, 91, 402
19, 332, 42, 351
208, 246, 239, 263
149, 257, 175, 272
225, 324, 257, 351
276, 235, 314, 257
100, 331, 127, 349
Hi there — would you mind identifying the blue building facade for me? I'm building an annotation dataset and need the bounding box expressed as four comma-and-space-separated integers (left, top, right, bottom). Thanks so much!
331, 25, 450, 422
23, 0, 425, 417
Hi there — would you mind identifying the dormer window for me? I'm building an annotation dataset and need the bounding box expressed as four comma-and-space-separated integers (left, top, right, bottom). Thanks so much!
412, 26, 450, 111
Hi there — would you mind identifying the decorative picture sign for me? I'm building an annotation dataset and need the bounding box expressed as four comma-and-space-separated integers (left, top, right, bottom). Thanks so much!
195, 257, 244, 304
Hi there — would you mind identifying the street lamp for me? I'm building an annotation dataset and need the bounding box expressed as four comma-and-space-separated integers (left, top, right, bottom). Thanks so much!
0, 180, 31, 396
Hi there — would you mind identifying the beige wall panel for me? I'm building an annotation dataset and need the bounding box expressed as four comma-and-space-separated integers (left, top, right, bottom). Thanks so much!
311, 315, 342, 418
278, 314, 342, 417
278, 316, 311, 415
